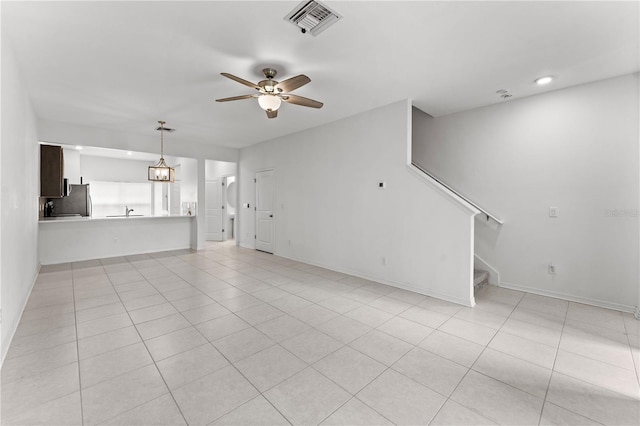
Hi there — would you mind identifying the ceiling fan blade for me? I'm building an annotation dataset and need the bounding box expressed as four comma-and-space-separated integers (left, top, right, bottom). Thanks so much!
215, 94, 259, 102
275, 75, 311, 93
220, 73, 261, 91
281, 94, 323, 109
266, 109, 278, 119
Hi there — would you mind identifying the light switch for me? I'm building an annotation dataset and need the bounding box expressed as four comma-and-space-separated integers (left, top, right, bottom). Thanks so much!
549, 207, 558, 218
378, 182, 386, 189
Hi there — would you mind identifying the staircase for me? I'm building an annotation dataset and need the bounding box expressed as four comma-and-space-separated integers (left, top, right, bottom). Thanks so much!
474, 269, 489, 294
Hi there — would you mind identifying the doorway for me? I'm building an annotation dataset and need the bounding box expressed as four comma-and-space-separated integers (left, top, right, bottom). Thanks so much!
205, 160, 238, 242
255, 169, 275, 253
205, 179, 224, 241
224, 176, 236, 241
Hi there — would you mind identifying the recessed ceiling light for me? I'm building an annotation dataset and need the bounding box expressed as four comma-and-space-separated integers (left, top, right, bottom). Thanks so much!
535, 76, 553, 85
126, 151, 133, 156
75, 145, 83, 150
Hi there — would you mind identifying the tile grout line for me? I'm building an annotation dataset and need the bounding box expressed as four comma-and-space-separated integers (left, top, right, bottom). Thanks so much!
128, 248, 608, 423
70, 264, 89, 426
623, 317, 640, 388
500, 291, 622, 425
425, 289, 524, 425
179, 253, 300, 426
193, 248, 464, 425
317, 330, 427, 424
537, 297, 569, 426
95, 256, 191, 426
191, 251, 330, 426
7, 248, 337, 424
304, 296, 450, 424
319, 295, 484, 425
11, 244, 635, 425
130, 251, 296, 426
176, 248, 404, 424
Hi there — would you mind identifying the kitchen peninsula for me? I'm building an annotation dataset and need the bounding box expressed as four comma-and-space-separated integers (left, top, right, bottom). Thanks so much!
39, 214, 196, 264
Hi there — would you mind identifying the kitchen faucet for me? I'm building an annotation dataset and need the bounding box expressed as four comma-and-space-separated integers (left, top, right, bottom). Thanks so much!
125, 206, 134, 217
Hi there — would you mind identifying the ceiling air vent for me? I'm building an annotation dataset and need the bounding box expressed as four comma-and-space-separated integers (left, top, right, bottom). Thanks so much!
285, 0, 342, 36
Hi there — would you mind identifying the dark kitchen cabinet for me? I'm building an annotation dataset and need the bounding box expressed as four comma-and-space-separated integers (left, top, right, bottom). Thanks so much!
40, 145, 64, 198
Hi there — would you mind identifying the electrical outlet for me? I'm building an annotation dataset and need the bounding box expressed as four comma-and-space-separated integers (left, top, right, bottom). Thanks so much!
548, 263, 556, 274
549, 207, 558, 218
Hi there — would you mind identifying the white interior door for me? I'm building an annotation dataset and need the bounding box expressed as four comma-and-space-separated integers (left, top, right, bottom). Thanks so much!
205, 180, 223, 241
255, 170, 274, 253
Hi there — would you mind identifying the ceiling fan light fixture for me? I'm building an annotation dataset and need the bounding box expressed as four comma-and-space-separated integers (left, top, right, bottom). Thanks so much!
258, 94, 282, 111
217, 68, 322, 118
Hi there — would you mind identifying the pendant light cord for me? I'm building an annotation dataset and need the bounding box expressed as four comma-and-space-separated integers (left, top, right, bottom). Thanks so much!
158, 120, 165, 159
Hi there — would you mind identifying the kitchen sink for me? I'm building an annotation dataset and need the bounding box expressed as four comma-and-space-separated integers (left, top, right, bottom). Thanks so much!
106, 214, 144, 218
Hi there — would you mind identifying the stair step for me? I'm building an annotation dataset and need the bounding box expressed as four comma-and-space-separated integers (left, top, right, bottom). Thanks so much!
473, 269, 489, 293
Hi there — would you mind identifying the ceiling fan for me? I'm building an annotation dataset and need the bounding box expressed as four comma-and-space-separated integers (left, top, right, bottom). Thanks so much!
216, 68, 323, 119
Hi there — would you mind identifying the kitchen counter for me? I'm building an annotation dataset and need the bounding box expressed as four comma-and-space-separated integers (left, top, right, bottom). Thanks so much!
39, 214, 195, 223
39, 215, 196, 264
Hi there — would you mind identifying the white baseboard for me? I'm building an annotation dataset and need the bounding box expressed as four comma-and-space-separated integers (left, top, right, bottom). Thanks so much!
1, 264, 41, 368
275, 252, 474, 307
40, 245, 192, 265
499, 280, 636, 314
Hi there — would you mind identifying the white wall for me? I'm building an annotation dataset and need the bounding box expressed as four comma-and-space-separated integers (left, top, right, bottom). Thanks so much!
80, 155, 155, 183
206, 160, 237, 181
39, 217, 194, 264
412, 73, 640, 312
239, 100, 477, 305
177, 157, 198, 205
1, 34, 40, 364
63, 148, 81, 184
39, 119, 239, 163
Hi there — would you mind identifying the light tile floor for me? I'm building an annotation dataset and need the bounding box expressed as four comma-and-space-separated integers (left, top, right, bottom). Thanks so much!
2, 242, 639, 425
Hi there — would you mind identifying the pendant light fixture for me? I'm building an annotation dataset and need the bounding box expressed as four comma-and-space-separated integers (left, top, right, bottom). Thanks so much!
148, 120, 175, 182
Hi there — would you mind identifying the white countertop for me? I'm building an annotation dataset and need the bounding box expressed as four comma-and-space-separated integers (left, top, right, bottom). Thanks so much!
39, 214, 195, 223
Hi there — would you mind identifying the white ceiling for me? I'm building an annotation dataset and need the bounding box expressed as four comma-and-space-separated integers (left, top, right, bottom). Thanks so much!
3, 1, 639, 150
54, 143, 160, 162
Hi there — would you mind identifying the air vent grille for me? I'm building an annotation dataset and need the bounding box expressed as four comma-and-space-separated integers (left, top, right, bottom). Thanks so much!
285, 0, 341, 36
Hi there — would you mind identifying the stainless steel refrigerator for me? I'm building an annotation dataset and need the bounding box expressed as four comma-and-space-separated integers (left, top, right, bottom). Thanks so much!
51, 184, 91, 217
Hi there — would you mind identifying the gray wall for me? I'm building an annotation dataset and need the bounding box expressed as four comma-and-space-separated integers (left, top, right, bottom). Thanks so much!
239, 100, 478, 305
412, 73, 639, 312
1, 34, 41, 363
